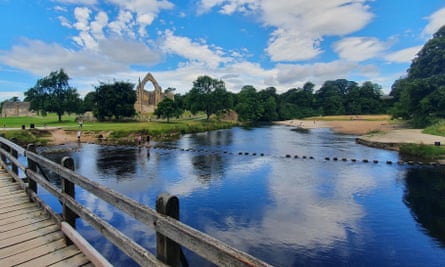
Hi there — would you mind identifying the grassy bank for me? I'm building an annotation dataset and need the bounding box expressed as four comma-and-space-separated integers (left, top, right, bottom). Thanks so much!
399, 143, 445, 160
0, 114, 240, 145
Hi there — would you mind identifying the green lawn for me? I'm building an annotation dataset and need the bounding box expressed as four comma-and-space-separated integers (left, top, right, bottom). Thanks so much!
0, 113, 239, 144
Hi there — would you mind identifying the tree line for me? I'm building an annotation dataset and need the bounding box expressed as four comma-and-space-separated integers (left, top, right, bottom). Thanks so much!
4, 70, 388, 123
2, 24, 444, 126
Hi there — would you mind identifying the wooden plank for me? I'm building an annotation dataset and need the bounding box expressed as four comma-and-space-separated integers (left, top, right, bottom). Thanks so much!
0, 200, 35, 211
18, 245, 81, 267
0, 213, 50, 232
0, 189, 25, 199
0, 202, 38, 215
0, 206, 41, 221
0, 191, 27, 201
0, 219, 55, 239
0, 238, 67, 266
48, 253, 91, 267
0, 232, 64, 259
0, 224, 59, 249
0, 186, 21, 194
0, 195, 29, 206
0, 210, 46, 226
0, 183, 20, 190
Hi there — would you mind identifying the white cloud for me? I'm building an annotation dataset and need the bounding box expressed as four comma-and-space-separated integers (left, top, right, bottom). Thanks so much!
58, 15, 72, 28
0, 38, 161, 79
90, 11, 108, 40
334, 37, 387, 62
423, 7, 445, 36
73, 7, 91, 31
108, 10, 136, 38
107, 0, 174, 37
385, 46, 422, 64
266, 29, 322, 61
263, 0, 373, 62
160, 30, 231, 69
198, 0, 374, 62
275, 61, 359, 85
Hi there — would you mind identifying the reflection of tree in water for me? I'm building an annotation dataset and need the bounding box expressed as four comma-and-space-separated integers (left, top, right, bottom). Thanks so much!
96, 146, 137, 180
191, 154, 224, 183
190, 130, 233, 147
404, 167, 445, 246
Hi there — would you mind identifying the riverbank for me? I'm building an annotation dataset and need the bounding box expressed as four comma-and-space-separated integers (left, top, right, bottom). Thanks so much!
276, 117, 445, 152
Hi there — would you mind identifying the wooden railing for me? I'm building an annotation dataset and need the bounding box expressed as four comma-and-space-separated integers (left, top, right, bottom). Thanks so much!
0, 137, 271, 267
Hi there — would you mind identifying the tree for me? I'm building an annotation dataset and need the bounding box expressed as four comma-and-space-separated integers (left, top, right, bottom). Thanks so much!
235, 85, 264, 122
188, 76, 232, 120
154, 98, 182, 122
24, 69, 81, 122
82, 91, 96, 112
390, 25, 445, 126
94, 81, 136, 121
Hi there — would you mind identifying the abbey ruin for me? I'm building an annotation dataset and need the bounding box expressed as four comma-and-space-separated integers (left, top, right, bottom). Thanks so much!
134, 73, 174, 113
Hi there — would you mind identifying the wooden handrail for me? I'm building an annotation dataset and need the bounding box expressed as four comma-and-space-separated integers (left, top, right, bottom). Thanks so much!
0, 137, 272, 267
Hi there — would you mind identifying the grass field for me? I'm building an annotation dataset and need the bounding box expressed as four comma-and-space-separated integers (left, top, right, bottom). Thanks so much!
0, 113, 240, 144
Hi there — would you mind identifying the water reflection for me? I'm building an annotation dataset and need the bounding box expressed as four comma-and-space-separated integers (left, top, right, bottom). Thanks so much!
404, 167, 445, 246
37, 126, 445, 266
95, 146, 137, 180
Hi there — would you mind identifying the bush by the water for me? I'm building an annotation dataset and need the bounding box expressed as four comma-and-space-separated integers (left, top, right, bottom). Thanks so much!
399, 143, 445, 160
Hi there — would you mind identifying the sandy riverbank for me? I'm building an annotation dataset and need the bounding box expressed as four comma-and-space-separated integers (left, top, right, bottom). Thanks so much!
276, 118, 445, 149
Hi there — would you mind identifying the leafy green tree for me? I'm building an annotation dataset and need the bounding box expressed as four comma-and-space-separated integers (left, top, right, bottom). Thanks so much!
154, 98, 182, 122
390, 25, 445, 126
188, 76, 232, 120
94, 81, 136, 121
278, 82, 316, 119
24, 69, 81, 122
82, 91, 96, 112
235, 85, 264, 122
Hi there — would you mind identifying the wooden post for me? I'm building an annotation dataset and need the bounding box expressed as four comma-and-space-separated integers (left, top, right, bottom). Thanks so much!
11, 148, 18, 176
26, 144, 37, 194
61, 156, 76, 245
156, 193, 181, 267
0, 136, 6, 165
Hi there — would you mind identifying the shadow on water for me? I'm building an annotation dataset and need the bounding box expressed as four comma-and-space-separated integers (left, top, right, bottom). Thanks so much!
95, 146, 137, 179
403, 166, 445, 247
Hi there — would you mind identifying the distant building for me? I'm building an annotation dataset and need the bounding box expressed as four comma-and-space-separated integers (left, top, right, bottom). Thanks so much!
134, 73, 174, 114
1, 102, 34, 117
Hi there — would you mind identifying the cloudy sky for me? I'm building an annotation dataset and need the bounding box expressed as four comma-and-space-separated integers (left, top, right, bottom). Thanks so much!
1, 0, 444, 100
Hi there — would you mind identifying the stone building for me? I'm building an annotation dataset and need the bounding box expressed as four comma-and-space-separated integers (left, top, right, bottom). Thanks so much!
134, 73, 174, 113
1, 102, 34, 117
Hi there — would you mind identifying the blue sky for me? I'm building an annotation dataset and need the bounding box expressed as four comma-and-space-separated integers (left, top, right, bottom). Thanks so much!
1, 0, 445, 101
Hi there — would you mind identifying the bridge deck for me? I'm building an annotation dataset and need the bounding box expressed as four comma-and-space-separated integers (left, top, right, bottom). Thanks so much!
0, 170, 94, 267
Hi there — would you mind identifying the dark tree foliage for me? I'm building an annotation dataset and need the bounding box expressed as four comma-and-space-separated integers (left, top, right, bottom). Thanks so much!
179, 76, 385, 123
94, 81, 136, 121
390, 25, 445, 126
188, 76, 233, 120
24, 69, 81, 122
82, 91, 96, 112
235, 85, 263, 122
154, 98, 182, 122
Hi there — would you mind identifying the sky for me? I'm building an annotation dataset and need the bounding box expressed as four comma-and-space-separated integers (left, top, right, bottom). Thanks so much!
1, 0, 445, 101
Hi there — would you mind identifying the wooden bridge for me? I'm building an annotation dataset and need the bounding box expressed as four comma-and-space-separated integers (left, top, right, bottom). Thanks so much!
0, 137, 272, 267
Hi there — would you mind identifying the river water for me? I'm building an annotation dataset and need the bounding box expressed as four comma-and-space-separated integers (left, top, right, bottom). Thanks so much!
38, 125, 445, 266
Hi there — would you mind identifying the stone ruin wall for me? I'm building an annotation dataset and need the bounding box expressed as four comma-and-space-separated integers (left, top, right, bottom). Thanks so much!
2, 102, 35, 117
134, 73, 174, 114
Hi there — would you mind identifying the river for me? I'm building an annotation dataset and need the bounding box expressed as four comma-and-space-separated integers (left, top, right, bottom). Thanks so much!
38, 125, 445, 266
